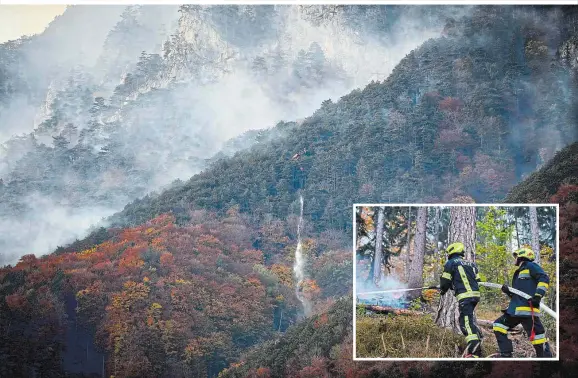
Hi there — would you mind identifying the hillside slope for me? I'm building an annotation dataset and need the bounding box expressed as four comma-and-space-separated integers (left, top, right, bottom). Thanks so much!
0, 211, 350, 377
0, 208, 352, 377
0, 4, 456, 266
219, 141, 578, 378
108, 6, 578, 234
505, 142, 578, 202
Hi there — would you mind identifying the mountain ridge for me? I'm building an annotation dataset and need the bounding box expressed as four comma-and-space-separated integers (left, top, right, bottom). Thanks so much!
1, 4, 454, 266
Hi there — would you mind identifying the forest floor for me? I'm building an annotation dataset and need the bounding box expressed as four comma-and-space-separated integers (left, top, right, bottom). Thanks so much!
355, 305, 557, 359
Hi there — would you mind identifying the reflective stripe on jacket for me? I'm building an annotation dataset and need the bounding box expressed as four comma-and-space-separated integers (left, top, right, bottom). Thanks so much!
507, 261, 550, 317
440, 255, 481, 302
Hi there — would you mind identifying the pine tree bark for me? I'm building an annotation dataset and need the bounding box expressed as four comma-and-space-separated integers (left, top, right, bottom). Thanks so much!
404, 206, 412, 280
449, 206, 477, 262
514, 214, 520, 249
433, 207, 441, 278
530, 206, 540, 263
435, 205, 476, 333
408, 207, 427, 301
373, 207, 385, 284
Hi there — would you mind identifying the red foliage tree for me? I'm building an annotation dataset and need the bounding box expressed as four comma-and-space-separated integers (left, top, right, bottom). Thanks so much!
439, 97, 463, 112
14, 254, 38, 271
159, 252, 174, 267
296, 357, 330, 378
435, 128, 474, 151
5, 291, 29, 313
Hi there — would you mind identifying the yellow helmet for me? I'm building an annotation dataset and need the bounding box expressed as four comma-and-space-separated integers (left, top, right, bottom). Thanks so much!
513, 247, 535, 261
446, 242, 465, 256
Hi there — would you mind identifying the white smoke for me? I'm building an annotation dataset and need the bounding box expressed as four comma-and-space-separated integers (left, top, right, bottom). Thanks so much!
356, 260, 409, 308
0, 193, 115, 266
0, 5, 449, 266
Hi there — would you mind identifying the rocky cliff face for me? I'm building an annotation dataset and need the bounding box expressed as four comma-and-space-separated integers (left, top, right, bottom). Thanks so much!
0, 5, 452, 265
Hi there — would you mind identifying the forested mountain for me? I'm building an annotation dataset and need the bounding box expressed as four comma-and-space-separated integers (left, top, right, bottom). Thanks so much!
505, 141, 578, 203
0, 5, 458, 266
0, 203, 352, 377
1, 4, 578, 378
108, 6, 578, 235
220, 141, 578, 377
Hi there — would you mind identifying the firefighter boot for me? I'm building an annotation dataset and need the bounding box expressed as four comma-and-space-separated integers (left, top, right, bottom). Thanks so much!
534, 342, 553, 358
467, 340, 482, 357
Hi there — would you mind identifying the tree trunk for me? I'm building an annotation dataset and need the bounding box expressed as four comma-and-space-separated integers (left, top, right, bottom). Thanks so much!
373, 207, 385, 284
449, 206, 477, 262
435, 205, 476, 333
405, 206, 412, 280
408, 207, 427, 300
434, 207, 441, 278
514, 213, 521, 249
530, 206, 540, 264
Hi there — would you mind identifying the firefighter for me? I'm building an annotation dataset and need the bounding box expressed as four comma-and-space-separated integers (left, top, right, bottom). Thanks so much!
439, 242, 483, 357
493, 247, 553, 357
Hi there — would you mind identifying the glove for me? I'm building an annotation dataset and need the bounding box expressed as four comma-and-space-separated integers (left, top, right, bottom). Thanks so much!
529, 295, 541, 309
501, 284, 512, 296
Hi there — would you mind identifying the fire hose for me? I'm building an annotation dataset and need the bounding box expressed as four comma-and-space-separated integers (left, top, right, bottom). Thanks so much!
478, 282, 557, 320
357, 285, 439, 296
357, 283, 557, 320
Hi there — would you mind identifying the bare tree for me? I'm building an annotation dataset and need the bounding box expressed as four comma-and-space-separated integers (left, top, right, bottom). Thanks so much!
373, 207, 385, 284
408, 207, 427, 300
530, 206, 541, 263
436, 202, 476, 333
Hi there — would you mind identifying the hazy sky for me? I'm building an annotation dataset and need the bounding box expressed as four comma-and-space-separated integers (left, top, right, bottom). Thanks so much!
0, 5, 67, 43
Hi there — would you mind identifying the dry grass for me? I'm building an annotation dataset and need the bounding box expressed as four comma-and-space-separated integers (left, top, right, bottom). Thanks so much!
356, 294, 558, 359
476, 307, 503, 322
356, 312, 558, 358
355, 313, 510, 358
356, 314, 465, 358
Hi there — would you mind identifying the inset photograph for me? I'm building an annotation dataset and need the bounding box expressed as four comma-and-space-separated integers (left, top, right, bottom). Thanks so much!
354, 204, 558, 360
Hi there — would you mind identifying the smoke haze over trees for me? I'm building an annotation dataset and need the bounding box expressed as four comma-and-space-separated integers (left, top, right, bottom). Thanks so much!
0, 5, 460, 265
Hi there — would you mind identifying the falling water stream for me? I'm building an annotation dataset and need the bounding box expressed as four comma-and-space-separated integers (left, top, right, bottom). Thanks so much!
293, 194, 310, 316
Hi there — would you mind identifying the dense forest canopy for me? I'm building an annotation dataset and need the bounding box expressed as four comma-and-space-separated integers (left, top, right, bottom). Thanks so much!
105, 5, 578, 238
0, 210, 352, 377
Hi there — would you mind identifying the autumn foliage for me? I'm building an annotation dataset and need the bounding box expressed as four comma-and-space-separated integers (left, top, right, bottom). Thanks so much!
0, 209, 352, 377
439, 97, 464, 112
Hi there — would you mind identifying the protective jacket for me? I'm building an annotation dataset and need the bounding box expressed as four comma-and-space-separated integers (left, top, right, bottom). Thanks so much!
507, 261, 550, 317
440, 255, 481, 302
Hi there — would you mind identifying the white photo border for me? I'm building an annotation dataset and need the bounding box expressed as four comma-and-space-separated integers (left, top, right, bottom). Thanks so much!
352, 203, 560, 361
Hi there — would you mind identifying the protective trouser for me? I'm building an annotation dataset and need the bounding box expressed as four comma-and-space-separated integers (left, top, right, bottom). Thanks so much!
493, 313, 553, 357
459, 297, 482, 357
